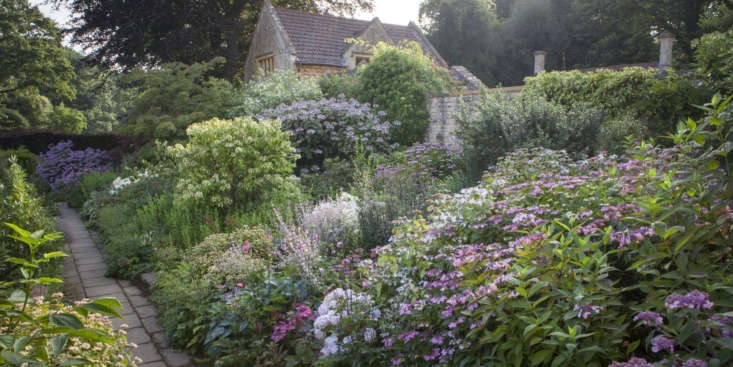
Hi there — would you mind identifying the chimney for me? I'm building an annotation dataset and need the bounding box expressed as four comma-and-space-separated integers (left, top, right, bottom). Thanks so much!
534, 51, 547, 75
658, 31, 675, 69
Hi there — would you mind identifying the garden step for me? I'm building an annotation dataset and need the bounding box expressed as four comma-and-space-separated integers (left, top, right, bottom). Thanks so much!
56, 203, 196, 367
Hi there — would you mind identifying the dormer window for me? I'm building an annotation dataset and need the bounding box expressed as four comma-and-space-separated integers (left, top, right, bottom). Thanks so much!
256, 53, 275, 75
355, 55, 370, 66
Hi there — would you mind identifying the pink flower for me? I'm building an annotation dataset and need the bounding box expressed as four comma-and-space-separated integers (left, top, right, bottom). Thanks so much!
241, 241, 250, 253
236, 282, 244, 288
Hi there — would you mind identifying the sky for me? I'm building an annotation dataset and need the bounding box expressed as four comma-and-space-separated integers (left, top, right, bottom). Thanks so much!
32, 0, 423, 28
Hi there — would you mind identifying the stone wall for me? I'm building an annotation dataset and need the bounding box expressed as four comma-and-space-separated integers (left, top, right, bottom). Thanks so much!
296, 64, 346, 79
426, 86, 523, 147
243, 3, 296, 81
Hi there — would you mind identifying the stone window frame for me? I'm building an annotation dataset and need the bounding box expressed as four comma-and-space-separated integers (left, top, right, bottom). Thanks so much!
354, 52, 371, 66
256, 53, 275, 75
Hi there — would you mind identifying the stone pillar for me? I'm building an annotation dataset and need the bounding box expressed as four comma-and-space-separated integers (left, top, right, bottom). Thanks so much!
659, 31, 675, 69
534, 51, 547, 75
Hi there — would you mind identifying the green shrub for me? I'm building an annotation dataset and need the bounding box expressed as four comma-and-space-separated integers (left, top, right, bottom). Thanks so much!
48, 103, 87, 133
299, 158, 355, 201
693, 30, 733, 95
228, 70, 323, 118
167, 117, 298, 211
319, 72, 360, 99
52, 170, 117, 209
0, 223, 136, 366
523, 67, 708, 137
356, 42, 452, 146
596, 114, 644, 154
457, 90, 605, 182
0, 147, 36, 175
152, 226, 275, 354
118, 58, 236, 140
0, 157, 57, 282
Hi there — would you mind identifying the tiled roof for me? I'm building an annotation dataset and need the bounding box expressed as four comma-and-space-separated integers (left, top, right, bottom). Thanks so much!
273, 7, 447, 67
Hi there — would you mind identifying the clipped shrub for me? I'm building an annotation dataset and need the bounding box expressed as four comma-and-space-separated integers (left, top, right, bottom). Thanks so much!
228, 70, 323, 118
319, 72, 360, 99
167, 117, 298, 210
36, 140, 111, 191
258, 97, 396, 171
356, 42, 452, 146
523, 67, 708, 136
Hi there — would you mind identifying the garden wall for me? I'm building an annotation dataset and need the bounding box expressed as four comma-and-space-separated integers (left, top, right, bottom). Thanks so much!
426, 86, 523, 147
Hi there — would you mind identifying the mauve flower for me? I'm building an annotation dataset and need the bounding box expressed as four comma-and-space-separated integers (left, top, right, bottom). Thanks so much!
633, 311, 663, 326
650, 335, 675, 353
574, 303, 602, 319
665, 290, 714, 310
683, 359, 707, 367
608, 357, 653, 367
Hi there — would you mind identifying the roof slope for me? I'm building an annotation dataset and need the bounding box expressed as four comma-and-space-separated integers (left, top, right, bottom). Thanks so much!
273, 7, 447, 67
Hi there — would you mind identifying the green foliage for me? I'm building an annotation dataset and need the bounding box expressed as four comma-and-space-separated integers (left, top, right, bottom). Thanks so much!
119, 58, 236, 139
0, 158, 56, 282
355, 42, 451, 146
596, 113, 645, 154
299, 158, 356, 201
52, 171, 117, 209
319, 72, 360, 99
524, 68, 709, 137
48, 103, 87, 134
0, 148, 36, 176
693, 30, 733, 96
228, 70, 323, 118
167, 117, 298, 210
0, 223, 135, 366
457, 90, 605, 181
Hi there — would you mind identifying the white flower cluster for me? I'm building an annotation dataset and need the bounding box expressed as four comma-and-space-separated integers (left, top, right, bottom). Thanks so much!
300, 192, 359, 246
313, 288, 380, 356
108, 170, 155, 196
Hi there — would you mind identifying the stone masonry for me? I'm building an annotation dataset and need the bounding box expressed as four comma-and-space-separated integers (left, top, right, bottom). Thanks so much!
58, 203, 194, 367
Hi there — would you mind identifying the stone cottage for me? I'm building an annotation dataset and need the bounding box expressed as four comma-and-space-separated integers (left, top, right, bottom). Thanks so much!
243, 0, 449, 80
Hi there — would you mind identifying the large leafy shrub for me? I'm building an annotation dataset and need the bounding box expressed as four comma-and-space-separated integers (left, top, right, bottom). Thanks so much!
457, 90, 606, 181
523, 67, 708, 137
36, 140, 111, 191
228, 70, 323, 118
0, 223, 136, 366
356, 42, 452, 146
305, 96, 733, 366
258, 97, 396, 171
693, 30, 733, 96
118, 58, 236, 139
0, 158, 57, 282
167, 117, 298, 210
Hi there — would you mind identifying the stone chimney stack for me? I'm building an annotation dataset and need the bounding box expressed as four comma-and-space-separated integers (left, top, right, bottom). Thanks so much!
659, 31, 675, 69
534, 51, 547, 75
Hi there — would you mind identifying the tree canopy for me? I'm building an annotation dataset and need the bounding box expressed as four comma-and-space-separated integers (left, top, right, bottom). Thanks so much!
420, 0, 733, 86
0, 0, 76, 130
58, 0, 374, 79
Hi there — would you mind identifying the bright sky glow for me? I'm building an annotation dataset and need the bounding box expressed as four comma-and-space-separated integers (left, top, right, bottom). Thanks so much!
356, 0, 422, 25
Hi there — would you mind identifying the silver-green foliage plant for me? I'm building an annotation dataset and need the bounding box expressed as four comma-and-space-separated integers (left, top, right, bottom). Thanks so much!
167, 117, 298, 209
227, 70, 323, 118
0, 223, 135, 366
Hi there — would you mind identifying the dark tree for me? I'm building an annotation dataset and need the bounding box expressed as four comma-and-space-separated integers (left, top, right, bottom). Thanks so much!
58, 0, 374, 79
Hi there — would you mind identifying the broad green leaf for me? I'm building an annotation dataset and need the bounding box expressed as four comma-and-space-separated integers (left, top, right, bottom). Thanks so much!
707, 160, 720, 170
37, 277, 63, 285
50, 335, 68, 357
43, 252, 68, 260
50, 314, 84, 330
531, 349, 554, 366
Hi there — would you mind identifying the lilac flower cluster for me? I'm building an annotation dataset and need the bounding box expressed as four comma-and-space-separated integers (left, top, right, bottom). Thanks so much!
608, 357, 654, 367
650, 335, 675, 353
258, 97, 396, 169
403, 142, 460, 179
665, 290, 714, 311
633, 311, 664, 326
36, 140, 112, 190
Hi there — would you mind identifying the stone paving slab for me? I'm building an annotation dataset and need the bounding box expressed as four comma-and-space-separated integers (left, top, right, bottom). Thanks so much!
57, 203, 195, 367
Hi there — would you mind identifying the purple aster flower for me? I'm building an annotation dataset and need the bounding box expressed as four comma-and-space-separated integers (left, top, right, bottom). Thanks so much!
682, 358, 707, 367
608, 357, 653, 367
574, 303, 602, 319
665, 290, 714, 311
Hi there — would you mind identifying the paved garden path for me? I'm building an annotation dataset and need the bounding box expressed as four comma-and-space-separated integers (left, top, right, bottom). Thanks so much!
56, 203, 194, 367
